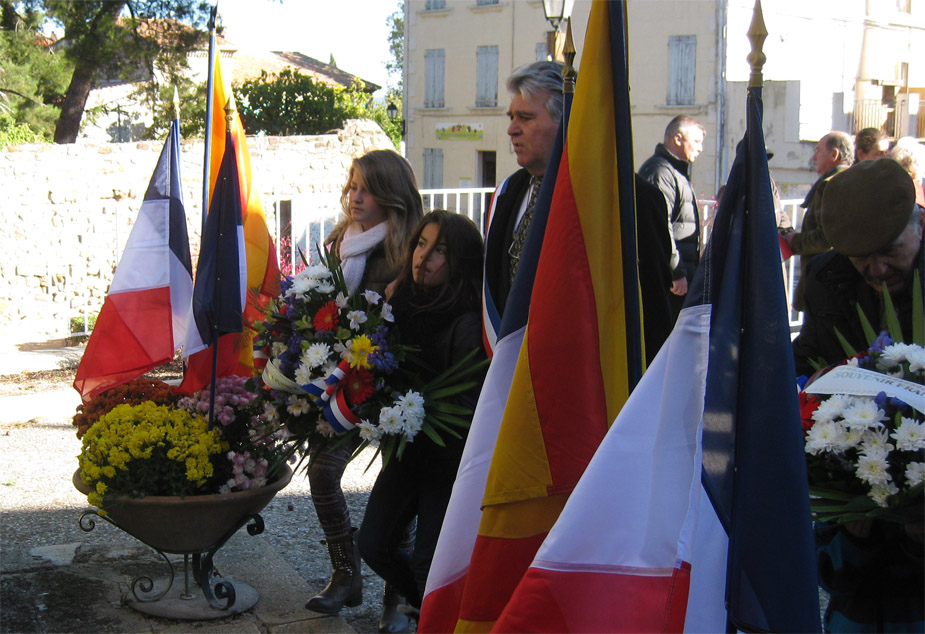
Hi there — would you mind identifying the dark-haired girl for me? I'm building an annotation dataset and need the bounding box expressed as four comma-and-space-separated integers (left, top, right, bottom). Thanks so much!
357, 210, 488, 625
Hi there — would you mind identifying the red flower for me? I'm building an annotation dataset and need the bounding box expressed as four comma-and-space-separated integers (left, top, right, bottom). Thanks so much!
314, 301, 339, 332
799, 392, 820, 435
343, 367, 375, 406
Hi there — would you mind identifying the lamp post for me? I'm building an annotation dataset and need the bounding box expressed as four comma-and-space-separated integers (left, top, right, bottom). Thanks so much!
542, 0, 574, 63
386, 102, 404, 137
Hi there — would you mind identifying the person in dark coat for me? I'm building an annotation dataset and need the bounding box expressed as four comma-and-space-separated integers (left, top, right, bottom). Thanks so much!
358, 210, 487, 626
793, 158, 924, 375
781, 131, 853, 311
638, 114, 706, 323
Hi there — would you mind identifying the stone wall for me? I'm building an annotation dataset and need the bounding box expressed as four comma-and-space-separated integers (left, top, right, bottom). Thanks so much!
1, 120, 393, 347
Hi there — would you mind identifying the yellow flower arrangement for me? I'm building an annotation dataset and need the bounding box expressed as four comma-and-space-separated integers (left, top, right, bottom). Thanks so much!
77, 401, 227, 510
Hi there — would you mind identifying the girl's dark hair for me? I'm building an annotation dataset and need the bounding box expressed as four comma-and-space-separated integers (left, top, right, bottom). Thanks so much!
394, 210, 484, 313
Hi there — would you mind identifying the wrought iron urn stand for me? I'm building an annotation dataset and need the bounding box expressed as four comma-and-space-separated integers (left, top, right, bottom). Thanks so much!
73, 466, 292, 620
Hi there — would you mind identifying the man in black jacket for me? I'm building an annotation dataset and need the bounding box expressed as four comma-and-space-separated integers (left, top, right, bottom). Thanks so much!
792, 158, 924, 376
638, 114, 706, 322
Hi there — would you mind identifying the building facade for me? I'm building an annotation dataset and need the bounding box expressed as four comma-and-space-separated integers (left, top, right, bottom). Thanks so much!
403, 0, 924, 202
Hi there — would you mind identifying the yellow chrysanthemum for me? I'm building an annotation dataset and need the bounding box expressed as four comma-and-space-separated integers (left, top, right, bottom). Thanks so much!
348, 335, 378, 370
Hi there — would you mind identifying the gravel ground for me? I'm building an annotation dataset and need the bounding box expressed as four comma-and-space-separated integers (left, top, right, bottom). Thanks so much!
0, 365, 405, 634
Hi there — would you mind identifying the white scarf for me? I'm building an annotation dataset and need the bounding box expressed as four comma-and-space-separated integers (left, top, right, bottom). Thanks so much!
339, 222, 388, 296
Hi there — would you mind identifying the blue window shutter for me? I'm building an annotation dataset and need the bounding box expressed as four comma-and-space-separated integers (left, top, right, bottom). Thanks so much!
425, 49, 445, 108
476, 45, 499, 107
668, 35, 696, 105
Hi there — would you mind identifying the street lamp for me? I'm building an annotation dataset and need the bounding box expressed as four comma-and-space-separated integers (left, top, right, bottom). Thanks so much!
386, 102, 404, 136
542, 0, 574, 63
542, 0, 574, 31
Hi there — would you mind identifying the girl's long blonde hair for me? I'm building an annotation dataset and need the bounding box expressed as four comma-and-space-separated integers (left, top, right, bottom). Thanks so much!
327, 150, 424, 271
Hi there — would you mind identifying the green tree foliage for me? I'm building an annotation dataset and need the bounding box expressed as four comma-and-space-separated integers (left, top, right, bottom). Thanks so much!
236, 69, 368, 136
17, 0, 212, 143
0, 4, 72, 140
0, 108, 44, 146
141, 77, 205, 140
386, 2, 403, 90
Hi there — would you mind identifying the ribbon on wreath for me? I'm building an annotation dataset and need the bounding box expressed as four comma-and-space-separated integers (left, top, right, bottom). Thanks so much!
322, 387, 361, 433
303, 360, 351, 405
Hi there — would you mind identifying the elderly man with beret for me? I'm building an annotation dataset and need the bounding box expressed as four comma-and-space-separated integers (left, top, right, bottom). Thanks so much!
792, 158, 925, 377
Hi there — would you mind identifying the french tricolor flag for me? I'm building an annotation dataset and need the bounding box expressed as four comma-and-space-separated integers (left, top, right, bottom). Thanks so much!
74, 120, 193, 403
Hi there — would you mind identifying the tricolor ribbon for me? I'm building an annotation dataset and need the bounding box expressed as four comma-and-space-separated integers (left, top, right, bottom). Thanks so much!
322, 387, 361, 433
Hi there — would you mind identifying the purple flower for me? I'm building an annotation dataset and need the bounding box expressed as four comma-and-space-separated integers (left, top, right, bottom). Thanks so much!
870, 331, 892, 352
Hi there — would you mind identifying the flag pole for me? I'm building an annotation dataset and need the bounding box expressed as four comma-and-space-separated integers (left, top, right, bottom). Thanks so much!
747, 0, 767, 90
202, 1, 219, 236
206, 98, 237, 431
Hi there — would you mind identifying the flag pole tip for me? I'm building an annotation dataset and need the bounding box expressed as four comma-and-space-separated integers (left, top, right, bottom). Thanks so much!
172, 86, 180, 121
224, 94, 236, 124
747, 0, 768, 88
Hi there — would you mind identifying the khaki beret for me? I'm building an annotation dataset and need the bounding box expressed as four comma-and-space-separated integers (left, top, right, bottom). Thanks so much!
821, 158, 916, 256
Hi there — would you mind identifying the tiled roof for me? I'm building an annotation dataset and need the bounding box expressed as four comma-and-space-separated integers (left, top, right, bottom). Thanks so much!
228, 49, 380, 93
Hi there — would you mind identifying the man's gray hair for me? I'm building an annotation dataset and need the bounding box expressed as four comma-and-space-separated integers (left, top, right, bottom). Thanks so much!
824, 131, 854, 166
664, 115, 705, 142
507, 61, 565, 123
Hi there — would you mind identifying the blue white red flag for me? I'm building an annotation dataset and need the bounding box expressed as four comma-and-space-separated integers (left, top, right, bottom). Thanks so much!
490, 84, 821, 633
178, 129, 247, 392
73, 120, 193, 402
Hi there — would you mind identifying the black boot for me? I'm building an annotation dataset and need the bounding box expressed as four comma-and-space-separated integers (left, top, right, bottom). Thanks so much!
379, 583, 411, 633
306, 529, 363, 614
378, 519, 416, 632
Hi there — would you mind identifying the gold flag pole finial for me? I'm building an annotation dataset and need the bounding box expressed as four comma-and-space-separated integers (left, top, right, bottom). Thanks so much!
747, 0, 768, 88
562, 17, 577, 96
172, 86, 180, 121
224, 94, 236, 125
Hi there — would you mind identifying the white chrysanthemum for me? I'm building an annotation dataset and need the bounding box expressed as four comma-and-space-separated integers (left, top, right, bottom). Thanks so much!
860, 428, 894, 457
363, 290, 382, 306
286, 274, 319, 298
358, 420, 382, 443
905, 462, 925, 487
293, 363, 314, 386
301, 264, 330, 279
397, 391, 426, 418
840, 399, 886, 431
316, 280, 336, 295
906, 345, 925, 373
378, 406, 404, 435
335, 292, 349, 309
869, 482, 899, 507
271, 341, 288, 357
855, 453, 892, 486
402, 411, 424, 441
812, 394, 854, 424
347, 310, 367, 330
891, 417, 925, 451
381, 302, 394, 323
878, 343, 915, 370
287, 395, 311, 416
836, 426, 865, 452
805, 420, 847, 455
303, 342, 332, 369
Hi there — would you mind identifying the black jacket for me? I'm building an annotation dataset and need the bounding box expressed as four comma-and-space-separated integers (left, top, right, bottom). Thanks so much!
638, 143, 701, 281
792, 239, 924, 376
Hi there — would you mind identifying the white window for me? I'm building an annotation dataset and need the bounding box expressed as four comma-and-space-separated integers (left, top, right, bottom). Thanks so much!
476, 45, 499, 107
536, 42, 548, 61
425, 49, 445, 108
423, 148, 444, 189
425, 0, 446, 9
667, 35, 696, 105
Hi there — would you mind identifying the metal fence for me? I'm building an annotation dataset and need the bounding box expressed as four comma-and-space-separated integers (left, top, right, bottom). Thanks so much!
72, 189, 805, 336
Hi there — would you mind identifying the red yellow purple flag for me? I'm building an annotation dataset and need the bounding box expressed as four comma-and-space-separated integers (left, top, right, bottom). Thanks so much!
419, 2, 643, 630
179, 51, 280, 393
